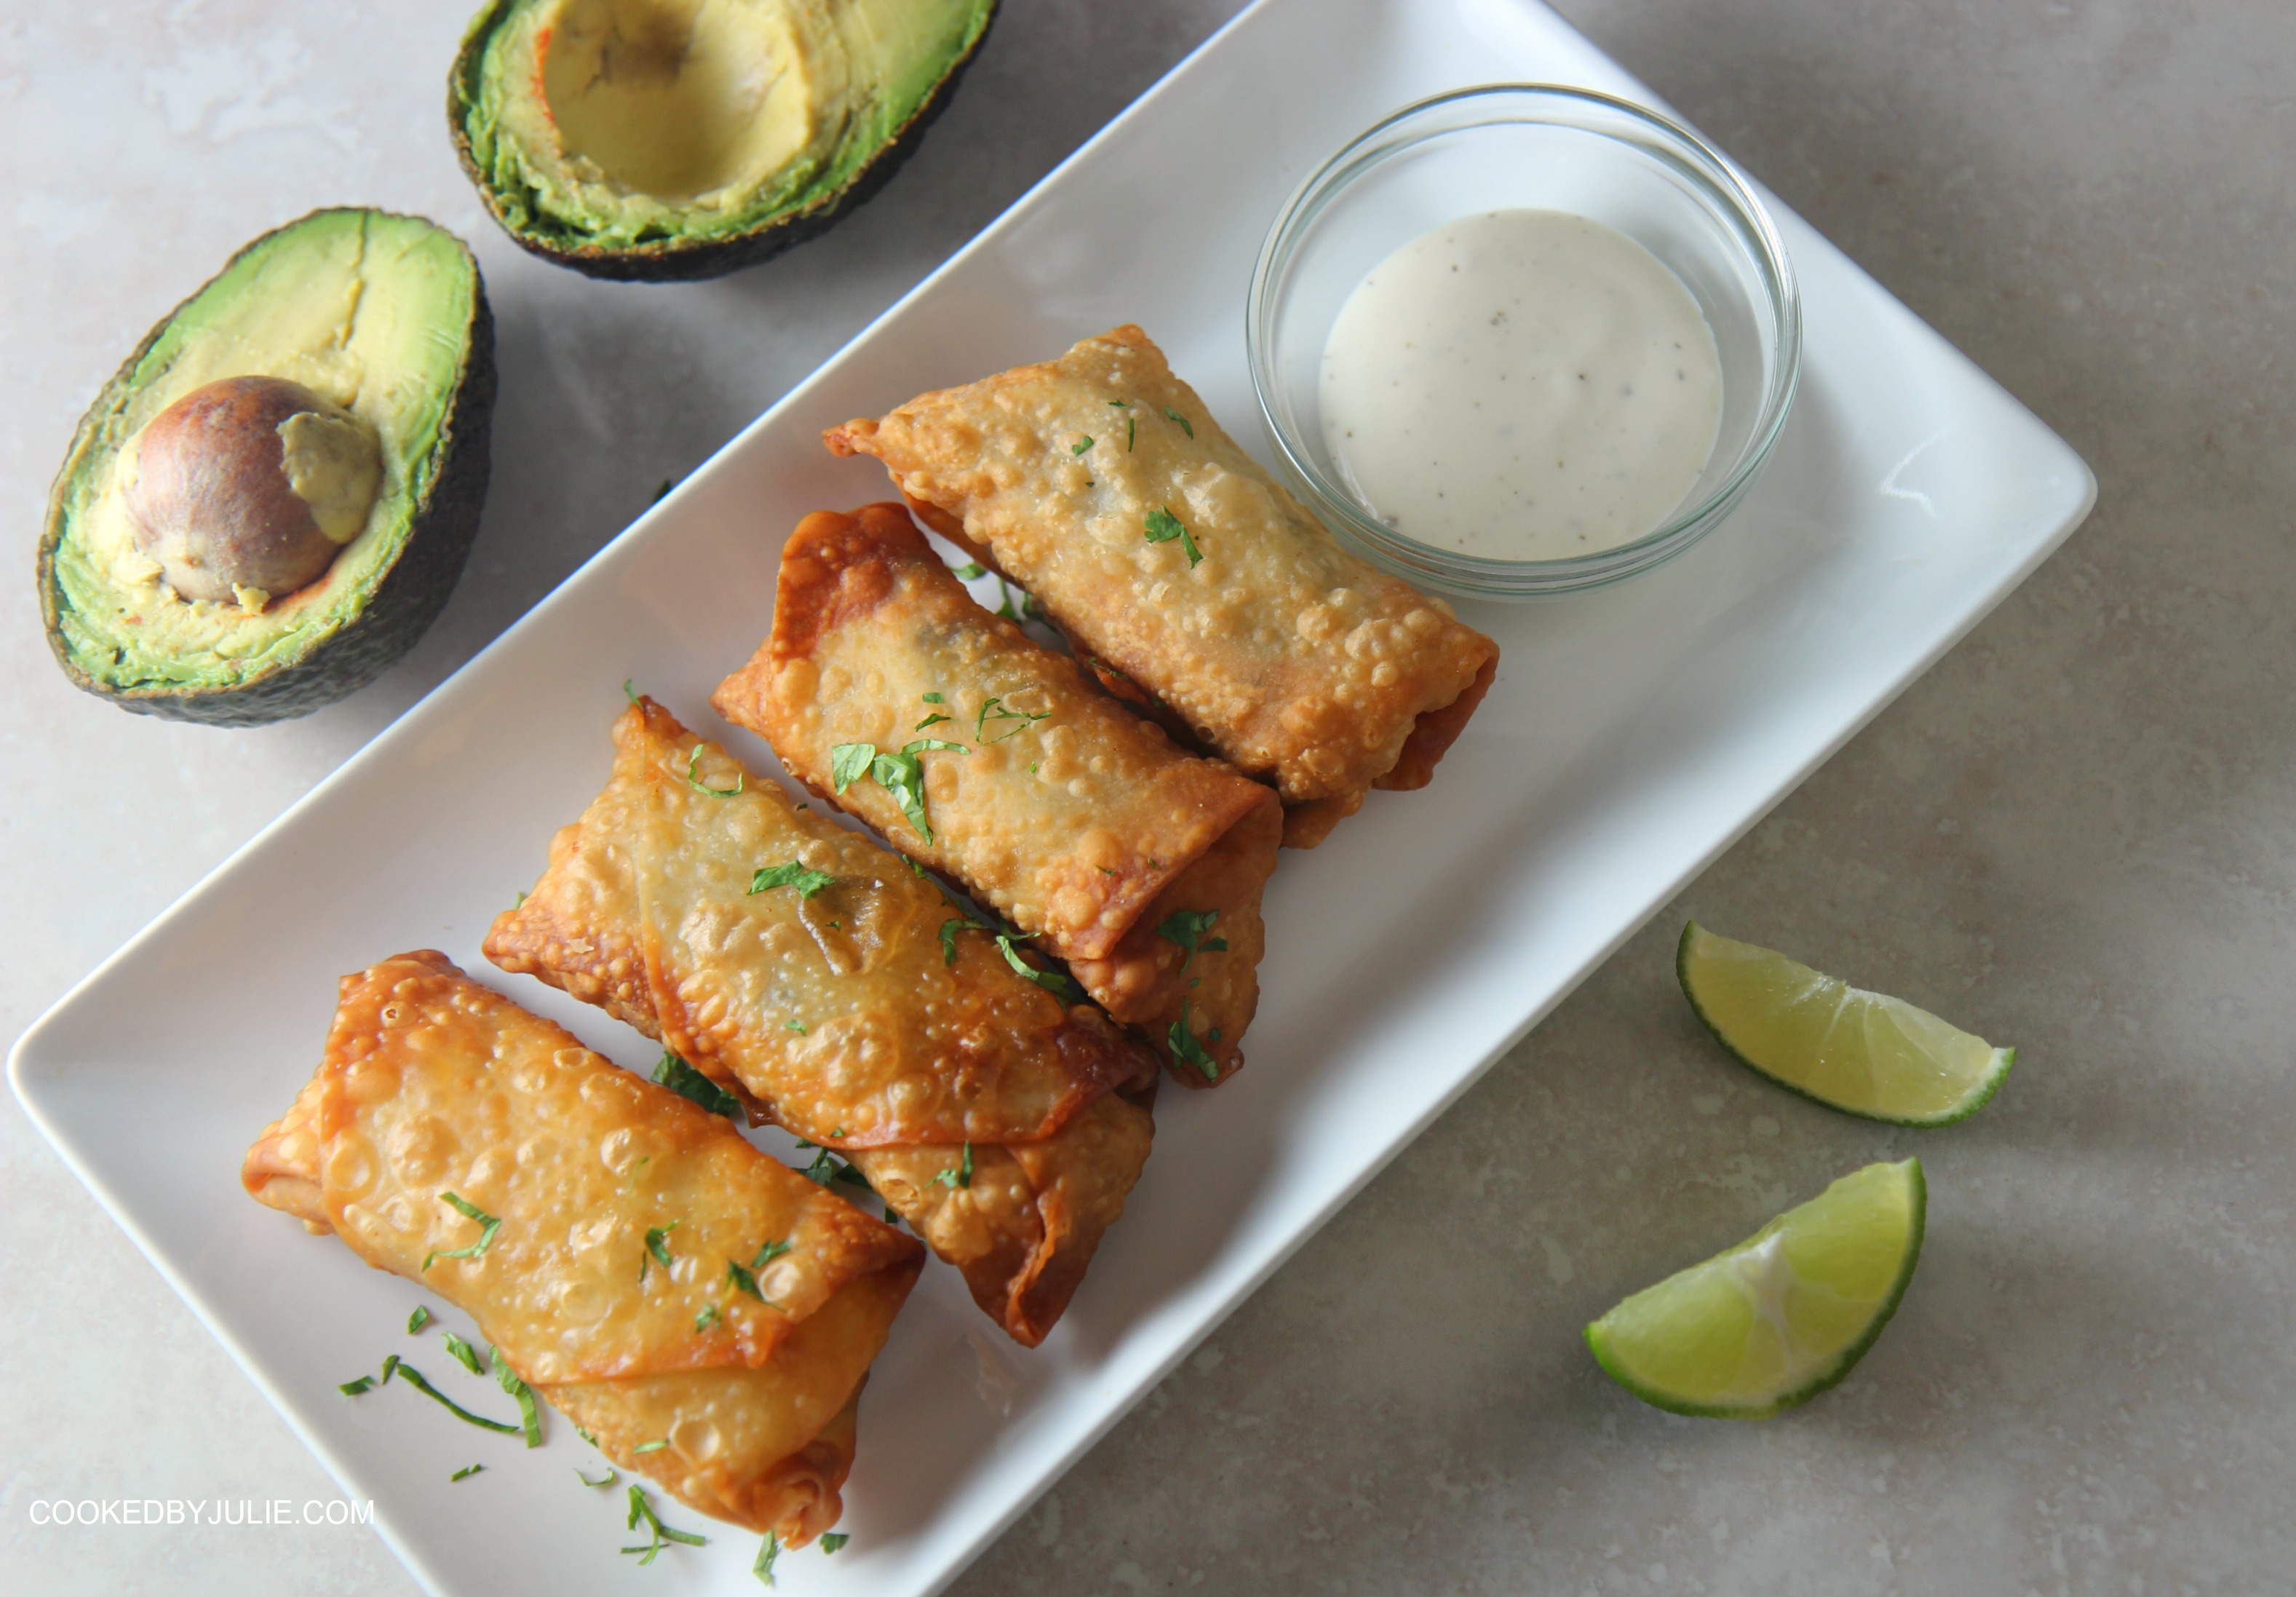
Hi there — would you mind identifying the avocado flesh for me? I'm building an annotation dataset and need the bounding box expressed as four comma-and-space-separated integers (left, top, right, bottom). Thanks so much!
454, 0, 997, 278
41, 208, 493, 725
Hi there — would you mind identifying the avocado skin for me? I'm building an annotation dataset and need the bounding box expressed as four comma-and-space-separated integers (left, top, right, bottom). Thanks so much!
36, 210, 497, 728
448, 0, 999, 283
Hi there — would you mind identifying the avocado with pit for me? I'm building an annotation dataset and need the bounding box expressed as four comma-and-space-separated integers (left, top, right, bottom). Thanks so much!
38, 208, 495, 726
450, 0, 998, 281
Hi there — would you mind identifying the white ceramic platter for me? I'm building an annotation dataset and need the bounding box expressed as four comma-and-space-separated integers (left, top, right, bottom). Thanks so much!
9, 0, 2093, 1592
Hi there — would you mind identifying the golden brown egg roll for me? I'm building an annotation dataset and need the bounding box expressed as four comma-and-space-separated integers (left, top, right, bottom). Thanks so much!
483, 697, 1158, 1344
823, 324, 1501, 848
710, 503, 1278, 1087
242, 950, 923, 1545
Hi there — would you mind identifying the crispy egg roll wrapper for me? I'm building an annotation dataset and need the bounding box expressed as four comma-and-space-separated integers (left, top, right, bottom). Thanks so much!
485, 700, 1157, 1344
825, 325, 1501, 847
241, 951, 923, 1545
712, 503, 1279, 1085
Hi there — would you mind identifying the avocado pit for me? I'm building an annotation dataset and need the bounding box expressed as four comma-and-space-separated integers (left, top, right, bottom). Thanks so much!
126, 375, 381, 609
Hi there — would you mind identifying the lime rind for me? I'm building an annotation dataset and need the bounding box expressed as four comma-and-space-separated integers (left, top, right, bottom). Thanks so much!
1677, 922, 2014, 1127
1586, 1160, 1926, 1419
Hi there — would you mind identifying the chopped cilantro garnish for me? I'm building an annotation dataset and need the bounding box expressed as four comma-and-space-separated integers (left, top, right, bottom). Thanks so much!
981, 571, 1046, 622
755, 1529, 782, 1585
726, 1240, 789, 1299
450, 1464, 483, 1483
1097, 865, 1118, 876
623, 1485, 707, 1564
829, 742, 877, 793
577, 1466, 619, 1488
633, 1439, 669, 1454
421, 1193, 501, 1271
1156, 908, 1228, 968
977, 694, 1052, 743
995, 934, 1084, 1002
653, 1053, 743, 1120
952, 562, 986, 579
821, 1532, 850, 1555
786, 1020, 807, 1035
940, 915, 993, 966
1071, 436, 1093, 455
1128, 415, 1137, 451
1167, 1000, 1220, 1081
915, 709, 952, 731
1108, 399, 1132, 408
694, 1302, 722, 1333
381, 1359, 522, 1435
493, 1348, 544, 1446
1143, 506, 1203, 567
1163, 405, 1195, 438
749, 861, 835, 899
623, 679, 638, 705
641, 1221, 680, 1282
933, 1143, 974, 1189
685, 744, 744, 797
922, 691, 945, 703
407, 1306, 432, 1334
874, 748, 934, 841
442, 1331, 485, 1375
902, 855, 929, 879
831, 740, 963, 843
338, 1374, 377, 1397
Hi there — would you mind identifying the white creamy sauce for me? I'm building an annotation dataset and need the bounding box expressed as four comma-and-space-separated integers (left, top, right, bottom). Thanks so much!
1319, 207, 1723, 561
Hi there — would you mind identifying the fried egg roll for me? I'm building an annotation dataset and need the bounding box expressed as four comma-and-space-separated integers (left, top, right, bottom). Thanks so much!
242, 951, 923, 1545
824, 324, 1501, 848
484, 698, 1158, 1344
711, 503, 1277, 1087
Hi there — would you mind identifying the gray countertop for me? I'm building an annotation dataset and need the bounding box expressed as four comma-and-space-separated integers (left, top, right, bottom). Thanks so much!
4, 2, 2289, 1592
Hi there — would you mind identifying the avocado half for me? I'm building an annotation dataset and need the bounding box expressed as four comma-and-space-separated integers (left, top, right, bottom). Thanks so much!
39, 209, 494, 727
450, 0, 999, 281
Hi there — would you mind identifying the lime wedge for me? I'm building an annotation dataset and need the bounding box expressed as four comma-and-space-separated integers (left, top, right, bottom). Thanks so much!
1586, 1159, 1925, 1419
1677, 922, 2014, 1126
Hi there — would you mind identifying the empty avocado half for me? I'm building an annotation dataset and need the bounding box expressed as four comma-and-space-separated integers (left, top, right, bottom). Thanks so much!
450, 0, 999, 280
39, 208, 495, 726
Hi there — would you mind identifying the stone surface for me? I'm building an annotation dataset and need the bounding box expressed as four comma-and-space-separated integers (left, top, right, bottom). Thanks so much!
4, 2, 2290, 1593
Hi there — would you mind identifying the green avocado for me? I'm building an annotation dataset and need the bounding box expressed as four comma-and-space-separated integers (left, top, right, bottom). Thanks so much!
38, 209, 495, 727
450, 0, 998, 281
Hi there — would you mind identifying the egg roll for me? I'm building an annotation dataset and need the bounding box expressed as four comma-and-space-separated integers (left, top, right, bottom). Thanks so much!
823, 324, 1501, 847
484, 697, 1158, 1344
710, 503, 1277, 1087
242, 951, 923, 1545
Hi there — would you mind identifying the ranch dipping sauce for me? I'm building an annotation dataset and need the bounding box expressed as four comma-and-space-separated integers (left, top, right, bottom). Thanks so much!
1319, 207, 1724, 561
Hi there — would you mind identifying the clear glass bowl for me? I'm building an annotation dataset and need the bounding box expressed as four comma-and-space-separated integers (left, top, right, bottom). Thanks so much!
1247, 84, 1801, 600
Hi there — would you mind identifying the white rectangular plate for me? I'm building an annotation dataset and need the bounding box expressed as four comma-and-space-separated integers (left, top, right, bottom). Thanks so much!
10, 1, 2092, 1592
